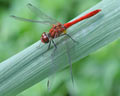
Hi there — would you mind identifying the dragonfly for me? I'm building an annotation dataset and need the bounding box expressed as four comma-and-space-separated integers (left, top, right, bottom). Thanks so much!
11, 3, 101, 88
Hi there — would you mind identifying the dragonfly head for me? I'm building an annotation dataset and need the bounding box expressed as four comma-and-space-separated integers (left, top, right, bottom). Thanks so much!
40, 32, 49, 43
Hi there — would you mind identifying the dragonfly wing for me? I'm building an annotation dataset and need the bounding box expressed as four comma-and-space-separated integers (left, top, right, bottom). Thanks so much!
47, 75, 55, 91
65, 41, 74, 86
47, 54, 58, 91
27, 3, 58, 24
10, 15, 51, 24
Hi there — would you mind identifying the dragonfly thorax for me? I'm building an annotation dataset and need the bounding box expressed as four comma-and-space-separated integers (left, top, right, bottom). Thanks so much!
40, 23, 66, 43
49, 23, 66, 38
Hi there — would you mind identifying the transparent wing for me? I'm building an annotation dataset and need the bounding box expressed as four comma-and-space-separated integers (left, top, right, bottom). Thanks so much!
65, 41, 74, 86
27, 3, 58, 24
10, 15, 52, 24
47, 42, 58, 91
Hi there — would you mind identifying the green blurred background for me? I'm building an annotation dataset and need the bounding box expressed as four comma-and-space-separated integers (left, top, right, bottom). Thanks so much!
1, 0, 120, 96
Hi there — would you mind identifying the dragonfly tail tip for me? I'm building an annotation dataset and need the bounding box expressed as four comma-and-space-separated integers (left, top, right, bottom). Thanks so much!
98, 9, 102, 12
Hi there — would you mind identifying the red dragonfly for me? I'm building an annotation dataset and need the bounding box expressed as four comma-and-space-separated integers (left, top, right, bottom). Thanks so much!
11, 3, 101, 87
11, 3, 101, 51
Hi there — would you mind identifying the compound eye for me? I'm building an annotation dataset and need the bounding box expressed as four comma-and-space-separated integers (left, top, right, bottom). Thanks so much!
41, 32, 49, 43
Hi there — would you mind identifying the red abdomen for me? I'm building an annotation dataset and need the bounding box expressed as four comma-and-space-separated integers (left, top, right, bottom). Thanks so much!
64, 9, 101, 28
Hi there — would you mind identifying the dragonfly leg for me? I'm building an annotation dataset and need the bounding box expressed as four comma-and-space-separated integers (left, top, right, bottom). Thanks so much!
60, 33, 78, 44
51, 39, 57, 56
47, 40, 51, 51
65, 34, 78, 43
51, 39, 57, 50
